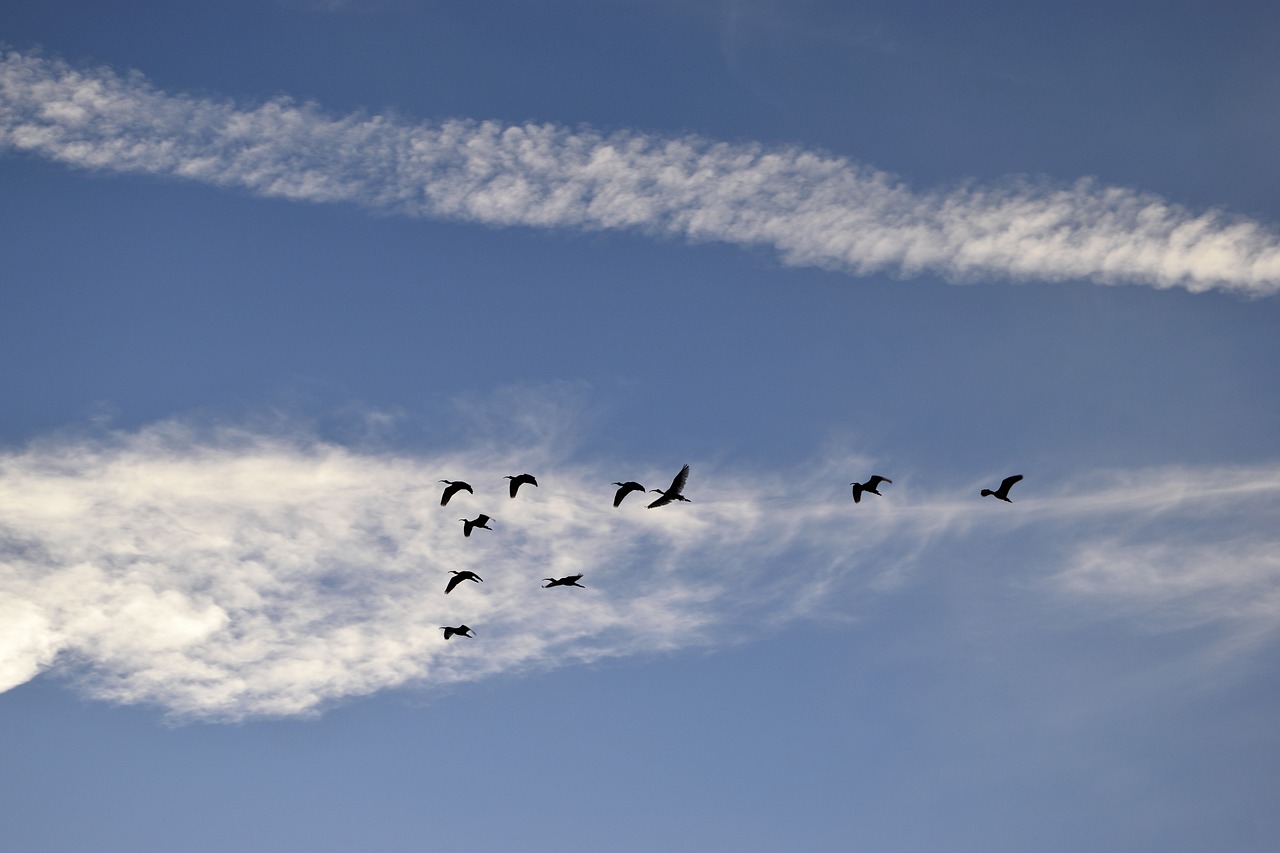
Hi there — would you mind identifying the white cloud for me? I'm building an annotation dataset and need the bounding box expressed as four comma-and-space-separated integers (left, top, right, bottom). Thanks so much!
3, 49, 1279, 295
1, 410, 1278, 721
1046, 466, 1280, 652
0, 420, 869, 720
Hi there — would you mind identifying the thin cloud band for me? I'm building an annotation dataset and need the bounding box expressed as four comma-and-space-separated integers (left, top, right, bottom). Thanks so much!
3, 49, 1278, 295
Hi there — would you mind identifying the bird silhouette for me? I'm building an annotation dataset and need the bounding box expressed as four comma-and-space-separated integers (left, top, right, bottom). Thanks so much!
648, 464, 691, 508
505, 473, 538, 498
543, 574, 585, 588
444, 570, 483, 594
981, 474, 1023, 502
459, 514, 493, 537
441, 625, 475, 640
611, 481, 646, 507
850, 475, 892, 503
438, 479, 473, 506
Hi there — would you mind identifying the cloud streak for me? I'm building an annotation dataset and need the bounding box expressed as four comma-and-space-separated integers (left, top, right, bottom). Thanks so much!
1, 412, 1278, 722
3, 49, 1279, 295
0, 420, 866, 720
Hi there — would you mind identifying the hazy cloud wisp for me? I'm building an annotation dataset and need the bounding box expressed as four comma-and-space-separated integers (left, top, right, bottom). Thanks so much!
0, 422, 869, 720
3, 49, 1279, 295
1, 416, 1279, 721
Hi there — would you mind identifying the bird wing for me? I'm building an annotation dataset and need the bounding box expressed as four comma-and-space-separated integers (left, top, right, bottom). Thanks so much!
647, 492, 673, 508
508, 477, 519, 498
441, 481, 472, 505
476, 514, 490, 526
867, 475, 891, 489
851, 483, 863, 502
614, 482, 642, 506
999, 474, 1023, 494
445, 574, 462, 594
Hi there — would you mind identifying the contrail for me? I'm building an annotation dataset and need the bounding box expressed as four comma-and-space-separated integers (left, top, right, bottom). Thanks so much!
3, 49, 1279, 295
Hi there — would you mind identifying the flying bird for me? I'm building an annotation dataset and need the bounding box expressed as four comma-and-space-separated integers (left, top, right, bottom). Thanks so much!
543, 574, 585, 588
444, 570, 483, 594
438, 479, 473, 506
850, 475, 892, 503
505, 473, 538, 498
648, 464, 691, 508
981, 474, 1023, 502
611, 481, 646, 507
460, 514, 493, 537
441, 625, 475, 640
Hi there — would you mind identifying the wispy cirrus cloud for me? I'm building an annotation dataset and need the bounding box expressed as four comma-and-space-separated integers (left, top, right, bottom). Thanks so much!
3, 49, 1279, 295
1, 406, 1278, 722
1047, 467, 1280, 652
0, 418, 870, 721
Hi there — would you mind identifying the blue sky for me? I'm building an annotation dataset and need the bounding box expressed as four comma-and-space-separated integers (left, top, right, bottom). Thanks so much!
2, 1, 1279, 850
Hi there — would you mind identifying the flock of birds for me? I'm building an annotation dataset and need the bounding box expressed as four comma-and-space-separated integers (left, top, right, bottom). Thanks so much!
436, 465, 1024, 640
